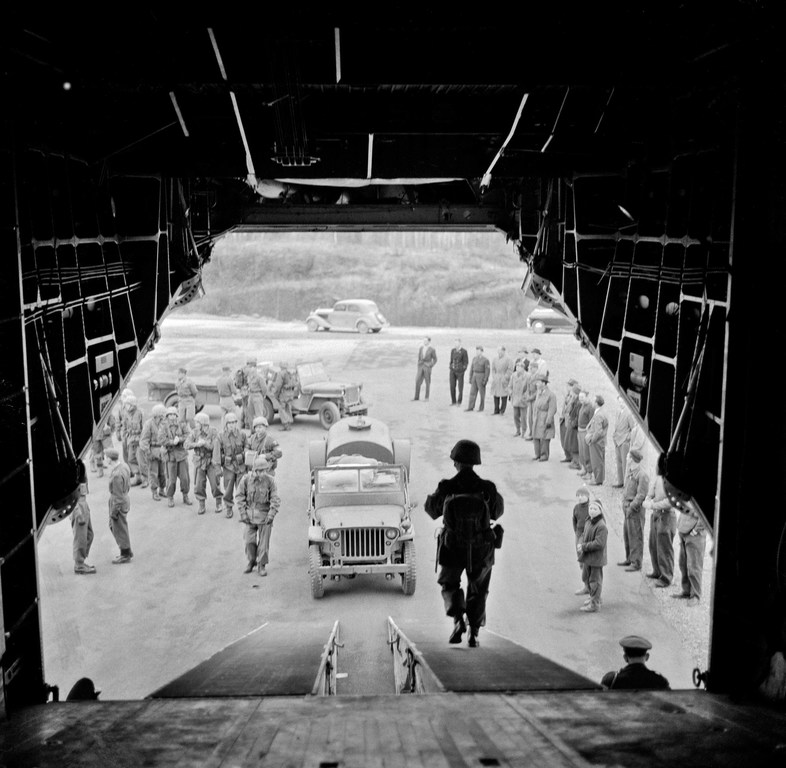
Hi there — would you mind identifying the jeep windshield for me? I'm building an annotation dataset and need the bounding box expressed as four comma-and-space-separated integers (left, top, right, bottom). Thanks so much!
316, 466, 405, 494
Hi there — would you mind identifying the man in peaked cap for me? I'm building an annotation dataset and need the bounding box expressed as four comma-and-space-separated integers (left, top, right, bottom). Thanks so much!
600, 635, 671, 690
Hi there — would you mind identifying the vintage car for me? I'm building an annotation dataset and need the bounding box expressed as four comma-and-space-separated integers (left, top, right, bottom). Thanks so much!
307, 416, 415, 598
147, 360, 367, 430
306, 299, 389, 334
526, 302, 576, 333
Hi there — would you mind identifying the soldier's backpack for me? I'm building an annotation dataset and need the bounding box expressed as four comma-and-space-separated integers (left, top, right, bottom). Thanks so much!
438, 492, 496, 569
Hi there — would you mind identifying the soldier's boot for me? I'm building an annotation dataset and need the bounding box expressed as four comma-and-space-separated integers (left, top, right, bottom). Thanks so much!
152, 488, 160, 501
140, 478, 149, 488
167, 496, 175, 508
197, 498, 206, 515
225, 503, 234, 519
214, 499, 223, 514
97, 467, 104, 478
182, 493, 192, 506
257, 563, 267, 576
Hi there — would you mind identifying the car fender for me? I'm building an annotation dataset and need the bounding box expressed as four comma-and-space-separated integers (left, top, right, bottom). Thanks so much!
307, 313, 332, 329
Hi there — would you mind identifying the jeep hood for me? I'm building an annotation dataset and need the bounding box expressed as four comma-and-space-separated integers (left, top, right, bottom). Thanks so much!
300, 381, 355, 395
317, 505, 404, 529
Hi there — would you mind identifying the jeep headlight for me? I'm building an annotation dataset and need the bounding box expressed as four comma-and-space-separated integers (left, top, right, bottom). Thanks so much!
385, 528, 399, 540
326, 529, 340, 541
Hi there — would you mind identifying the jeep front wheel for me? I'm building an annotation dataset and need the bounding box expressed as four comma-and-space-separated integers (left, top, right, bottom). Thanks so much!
401, 540, 417, 596
318, 401, 341, 429
309, 544, 325, 599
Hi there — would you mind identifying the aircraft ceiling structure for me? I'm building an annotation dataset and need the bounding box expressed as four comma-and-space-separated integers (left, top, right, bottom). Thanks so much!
1, 3, 785, 711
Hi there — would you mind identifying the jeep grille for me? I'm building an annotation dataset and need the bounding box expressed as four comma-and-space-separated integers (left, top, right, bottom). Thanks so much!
344, 386, 361, 405
339, 527, 386, 560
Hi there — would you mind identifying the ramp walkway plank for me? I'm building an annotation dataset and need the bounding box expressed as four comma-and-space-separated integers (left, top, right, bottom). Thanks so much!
395, 621, 601, 691
149, 621, 334, 698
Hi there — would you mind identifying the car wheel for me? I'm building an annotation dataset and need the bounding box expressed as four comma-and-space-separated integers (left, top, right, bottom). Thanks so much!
401, 540, 416, 596
356, 320, 370, 334
318, 401, 341, 429
263, 398, 275, 424
532, 320, 546, 334
306, 319, 319, 332
309, 544, 325, 599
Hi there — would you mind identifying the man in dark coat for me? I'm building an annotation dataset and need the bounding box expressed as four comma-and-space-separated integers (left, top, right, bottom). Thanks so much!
413, 336, 438, 401
448, 338, 469, 405
425, 439, 504, 647
601, 635, 671, 690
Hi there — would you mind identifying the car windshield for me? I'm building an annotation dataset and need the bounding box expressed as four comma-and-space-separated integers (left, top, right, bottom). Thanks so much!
316, 466, 404, 493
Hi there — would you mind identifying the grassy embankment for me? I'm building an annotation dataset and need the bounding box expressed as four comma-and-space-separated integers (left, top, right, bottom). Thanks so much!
184, 231, 538, 328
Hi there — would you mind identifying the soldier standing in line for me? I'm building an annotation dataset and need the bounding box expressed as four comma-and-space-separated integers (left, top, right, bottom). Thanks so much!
448, 338, 468, 406
612, 395, 637, 488
219, 411, 247, 519
584, 394, 608, 485
139, 404, 167, 501
618, 449, 650, 572
643, 454, 677, 589
121, 395, 144, 487
271, 361, 299, 430
601, 636, 670, 690
424, 439, 504, 648
236, 455, 281, 576
559, 379, 579, 462
185, 412, 223, 515
115, 388, 135, 464
158, 406, 192, 508
90, 412, 116, 478
105, 448, 133, 564
246, 358, 268, 422
247, 416, 283, 475
175, 366, 198, 429
216, 363, 240, 427
464, 346, 490, 412
72, 462, 96, 575
673, 496, 708, 607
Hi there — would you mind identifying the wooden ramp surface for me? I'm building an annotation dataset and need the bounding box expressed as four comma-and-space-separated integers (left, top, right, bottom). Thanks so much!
149, 621, 333, 698
397, 621, 601, 691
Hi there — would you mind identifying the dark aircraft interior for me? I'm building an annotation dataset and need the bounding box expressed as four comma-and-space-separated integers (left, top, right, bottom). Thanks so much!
2, 5, 786, 765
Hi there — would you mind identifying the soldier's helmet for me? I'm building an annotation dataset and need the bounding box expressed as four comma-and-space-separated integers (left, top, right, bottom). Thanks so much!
195, 412, 210, 425
151, 404, 166, 417
252, 416, 269, 428
126, 394, 137, 406
252, 455, 270, 470
450, 439, 482, 465
165, 406, 179, 417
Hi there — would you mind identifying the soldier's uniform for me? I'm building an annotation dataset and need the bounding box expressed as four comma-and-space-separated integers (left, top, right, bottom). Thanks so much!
425, 440, 504, 646
271, 363, 299, 429
247, 366, 268, 421
601, 635, 670, 690
72, 479, 96, 575
121, 401, 144, 485
175, 368, 198, 429
465, 348, 490, 412
235, 458, 281, 575
107, 449, 133, 563
185, 415, 223, 514
139, 407, 167, 500
219, 415, 247, 518
248, 423, 283, 475
216, 364, 239, 424
158, 411, 192, 507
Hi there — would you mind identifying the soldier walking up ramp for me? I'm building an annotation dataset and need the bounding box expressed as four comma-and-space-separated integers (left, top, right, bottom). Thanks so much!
149, 621, 339, 698
389, 618, 600, 692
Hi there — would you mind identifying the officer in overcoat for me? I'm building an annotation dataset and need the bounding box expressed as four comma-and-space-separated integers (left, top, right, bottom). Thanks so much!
424, 440, 504, 647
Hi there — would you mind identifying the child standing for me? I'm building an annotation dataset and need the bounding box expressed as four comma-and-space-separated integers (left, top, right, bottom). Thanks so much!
577, 498, 608, 612
572, 486, 591, 595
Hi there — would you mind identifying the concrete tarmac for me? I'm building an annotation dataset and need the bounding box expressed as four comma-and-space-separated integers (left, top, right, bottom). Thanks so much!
37, 314, 711, 699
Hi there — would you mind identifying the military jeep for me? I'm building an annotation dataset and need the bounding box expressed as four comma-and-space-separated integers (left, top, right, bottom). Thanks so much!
307, 416, 415, 598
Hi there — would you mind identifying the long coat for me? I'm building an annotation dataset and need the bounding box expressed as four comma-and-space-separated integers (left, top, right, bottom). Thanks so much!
490, 355, 514, 396
532, 386, 558, 438
565, 396, 581, 454
508, 370, 529, 407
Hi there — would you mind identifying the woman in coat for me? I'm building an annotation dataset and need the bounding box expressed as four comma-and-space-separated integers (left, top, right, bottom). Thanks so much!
531, 375, 558, 460
490, 347, 514, 415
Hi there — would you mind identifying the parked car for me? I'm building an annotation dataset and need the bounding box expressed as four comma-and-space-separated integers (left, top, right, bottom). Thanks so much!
526, 303, 575, 333
147, 360, 367, 430
306, 299, 389, 334
307, 416, 416, 598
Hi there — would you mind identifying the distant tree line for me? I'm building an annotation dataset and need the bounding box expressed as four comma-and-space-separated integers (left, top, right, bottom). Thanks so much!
182, 232, 538, 328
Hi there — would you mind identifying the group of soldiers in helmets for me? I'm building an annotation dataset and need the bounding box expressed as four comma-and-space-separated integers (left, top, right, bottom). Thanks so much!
99, 383, 284, 577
